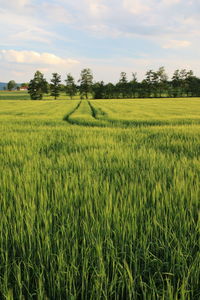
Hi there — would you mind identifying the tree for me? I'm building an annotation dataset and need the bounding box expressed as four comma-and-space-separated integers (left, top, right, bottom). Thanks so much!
28, 71, 48, 100
117, 72, 128, 98
129, 73, 138, 98
65, 73, 77, 99
179, 69, 189, 96
50, 73, 61, 100
92, 81, 105, 99
145, 70, 154, 97
7, 80, 16, 91
139, 80, 149, 98
156, 67, 168, 97
186, 76, 200, 97
104, 83, 116, 99
171, 70, 181, 97
152, 71, 159, 97
79, 68, 93, 99
185, 70, 194, 96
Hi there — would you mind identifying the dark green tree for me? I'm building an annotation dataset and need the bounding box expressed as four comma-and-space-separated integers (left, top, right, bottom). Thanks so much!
129, 73, 138, 98
50, 73, 61, 100
186, 76, 200, 97
179, 69, 188, 96
28, 71, 48, 100
139, 80, 149, 98
117, 72, 128, 98
152, 71, 159, 97
172, 70, 181, 97
79, 68, 93, 99
185, 70, 194, 96
156, 67, 168, 97
104, 83, 116, 99
65, 73, 77, 99
92, 81, 105, 99
179, 69, 194, 97
7, 80, 16, 91
145, 70, 154, 97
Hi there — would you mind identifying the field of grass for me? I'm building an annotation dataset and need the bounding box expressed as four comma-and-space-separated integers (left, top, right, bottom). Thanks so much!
0, 97, 199, 299
91, 98, 200, 126
0, 91, 81, 101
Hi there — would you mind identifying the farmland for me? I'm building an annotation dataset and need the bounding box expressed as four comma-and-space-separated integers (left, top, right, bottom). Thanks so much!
0, 97, 200, 299
0, 91, 81, 101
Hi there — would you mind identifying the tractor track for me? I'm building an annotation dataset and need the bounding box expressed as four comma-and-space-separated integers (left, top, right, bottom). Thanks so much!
63, 101, 82, 124
87, 101, 97, 119
63, 100, 196, 128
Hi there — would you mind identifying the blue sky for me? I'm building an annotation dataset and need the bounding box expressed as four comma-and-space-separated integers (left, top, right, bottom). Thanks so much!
0, 0, 200, 83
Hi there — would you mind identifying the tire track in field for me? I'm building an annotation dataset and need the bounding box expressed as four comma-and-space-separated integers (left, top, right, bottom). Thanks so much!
63, 101, 81, 124
88, 101, 200, 128
88, 101, 113, 126
64, 101, 199, 128
88, 100, 139, 127
63, 100, 96, 126
64, 100, 107, 127
87, 100, 97, 119
87, 101, 110, 127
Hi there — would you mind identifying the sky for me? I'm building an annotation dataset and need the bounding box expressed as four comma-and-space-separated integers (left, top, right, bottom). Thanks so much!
0, 0, 200, 83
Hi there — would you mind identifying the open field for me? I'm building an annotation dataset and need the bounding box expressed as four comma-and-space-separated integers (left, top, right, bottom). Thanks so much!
0, 91, 81, 101
0, 98, 200, 299
91, 98, 200, 126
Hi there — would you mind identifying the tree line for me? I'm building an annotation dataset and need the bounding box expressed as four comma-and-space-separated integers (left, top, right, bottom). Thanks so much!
21, 67, 200, 99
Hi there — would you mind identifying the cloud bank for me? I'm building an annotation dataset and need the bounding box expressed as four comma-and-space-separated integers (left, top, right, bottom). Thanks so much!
0, 50, 79, 66
0, 0, 199, 82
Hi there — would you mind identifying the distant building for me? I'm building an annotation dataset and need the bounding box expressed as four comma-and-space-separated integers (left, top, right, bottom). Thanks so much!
19, 86, 28, 91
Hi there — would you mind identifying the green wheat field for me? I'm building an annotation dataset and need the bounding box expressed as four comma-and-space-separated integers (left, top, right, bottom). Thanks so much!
0, 96, 200, 299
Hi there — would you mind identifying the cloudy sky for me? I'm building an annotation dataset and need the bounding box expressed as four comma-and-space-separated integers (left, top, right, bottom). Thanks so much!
0, 0, 199, 83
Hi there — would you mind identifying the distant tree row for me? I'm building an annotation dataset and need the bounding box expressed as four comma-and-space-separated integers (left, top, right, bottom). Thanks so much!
27, 69, 93, 100
93, 68, 200, 99
27, 67, 200, 100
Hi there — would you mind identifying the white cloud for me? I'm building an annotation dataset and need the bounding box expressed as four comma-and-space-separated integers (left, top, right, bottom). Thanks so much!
123, 0, 151, 14
40, 3, 73, 24
162, 0, 181, 5
0, 0, 30, 9
11, 28, 56, 44
86, 0, 108, 18
15, 0, 29, 6
163, 40, 191, 49
0, 50, 79, 66
0, 8, 55, 44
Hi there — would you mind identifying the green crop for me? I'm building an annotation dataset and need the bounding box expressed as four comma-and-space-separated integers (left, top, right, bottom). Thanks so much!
0, 98, 199, 299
